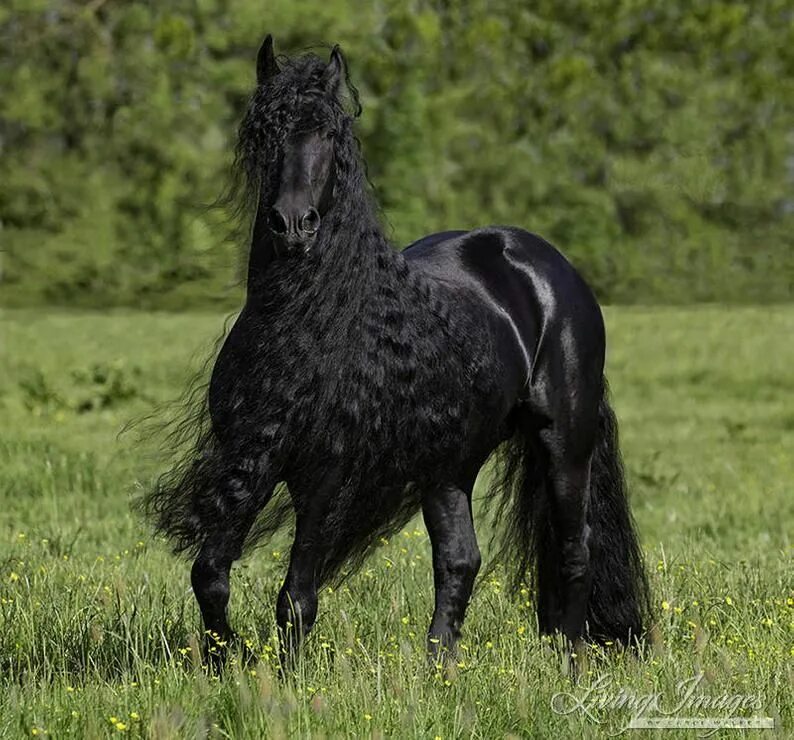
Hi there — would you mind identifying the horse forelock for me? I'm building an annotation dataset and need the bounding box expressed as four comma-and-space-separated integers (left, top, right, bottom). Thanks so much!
233, 53, 358, 201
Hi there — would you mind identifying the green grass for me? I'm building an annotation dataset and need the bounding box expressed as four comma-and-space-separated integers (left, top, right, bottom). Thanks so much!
0, 306, 792, 738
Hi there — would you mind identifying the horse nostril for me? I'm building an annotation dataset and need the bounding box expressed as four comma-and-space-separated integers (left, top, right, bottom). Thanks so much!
301, 207, 320, 235
268, 208, 288, 235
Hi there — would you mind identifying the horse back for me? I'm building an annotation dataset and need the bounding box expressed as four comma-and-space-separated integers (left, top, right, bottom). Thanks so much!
404, 226, 606, 409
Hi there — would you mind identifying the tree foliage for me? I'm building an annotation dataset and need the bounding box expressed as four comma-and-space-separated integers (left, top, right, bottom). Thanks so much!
1, 0, 792, 307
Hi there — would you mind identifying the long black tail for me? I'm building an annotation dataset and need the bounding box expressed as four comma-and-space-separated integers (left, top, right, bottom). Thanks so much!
490, 381, 651, 646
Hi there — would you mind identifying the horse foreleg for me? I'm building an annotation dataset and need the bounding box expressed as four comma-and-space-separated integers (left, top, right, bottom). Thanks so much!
422, 483, 481, 663
276, 514, 325, 670
191, 472, 272, 669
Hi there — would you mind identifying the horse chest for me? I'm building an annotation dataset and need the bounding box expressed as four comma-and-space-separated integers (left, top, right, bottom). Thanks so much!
210, 297, 502, 479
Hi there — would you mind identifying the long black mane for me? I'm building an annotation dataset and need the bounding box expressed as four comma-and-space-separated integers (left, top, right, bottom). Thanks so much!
144, 42, 650, 659
144, 51, 502, 585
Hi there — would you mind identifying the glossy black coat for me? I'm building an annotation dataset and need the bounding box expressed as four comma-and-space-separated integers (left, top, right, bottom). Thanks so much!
145, 39, 650, 671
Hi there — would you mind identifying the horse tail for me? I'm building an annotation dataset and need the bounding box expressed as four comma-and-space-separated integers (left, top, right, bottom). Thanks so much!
582, 386, 651, 643
490, 379, 650, 645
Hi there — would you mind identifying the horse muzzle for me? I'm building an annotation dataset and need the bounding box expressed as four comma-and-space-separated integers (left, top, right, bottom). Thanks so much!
268, 204, 320, 257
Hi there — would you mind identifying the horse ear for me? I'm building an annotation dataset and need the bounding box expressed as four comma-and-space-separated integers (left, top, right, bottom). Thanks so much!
322, 45, 347, 98
257, 34, 279, 83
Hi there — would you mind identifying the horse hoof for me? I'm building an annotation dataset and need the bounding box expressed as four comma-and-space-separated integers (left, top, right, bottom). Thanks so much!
426, 633, 458, 669
201, 630, 236, 674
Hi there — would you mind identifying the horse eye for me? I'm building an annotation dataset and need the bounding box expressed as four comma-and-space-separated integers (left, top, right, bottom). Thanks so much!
324, 130, 336, 140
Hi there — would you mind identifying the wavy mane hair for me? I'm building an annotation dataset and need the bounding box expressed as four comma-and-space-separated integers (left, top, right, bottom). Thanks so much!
143, 39, 650, 663
144, 49, 502, 586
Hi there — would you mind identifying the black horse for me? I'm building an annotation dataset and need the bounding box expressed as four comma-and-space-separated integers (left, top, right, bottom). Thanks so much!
144, 37, 649, 668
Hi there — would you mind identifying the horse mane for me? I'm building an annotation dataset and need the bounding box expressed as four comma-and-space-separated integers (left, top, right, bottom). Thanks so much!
143, 49, 502, 586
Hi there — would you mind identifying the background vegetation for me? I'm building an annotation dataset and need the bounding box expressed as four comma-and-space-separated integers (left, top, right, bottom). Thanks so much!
2, 0, 792, 309
1, 306, 792, 736
2, 3, 791, 736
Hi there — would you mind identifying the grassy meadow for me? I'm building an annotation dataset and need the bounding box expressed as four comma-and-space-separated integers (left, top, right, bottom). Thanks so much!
0, 306, 792, 738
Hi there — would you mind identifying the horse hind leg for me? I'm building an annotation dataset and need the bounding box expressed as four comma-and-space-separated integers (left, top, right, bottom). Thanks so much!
538, 443, 594, 644
527, 393, 648, 666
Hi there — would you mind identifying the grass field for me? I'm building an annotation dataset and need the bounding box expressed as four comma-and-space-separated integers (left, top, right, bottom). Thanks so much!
0, 306, 792, 738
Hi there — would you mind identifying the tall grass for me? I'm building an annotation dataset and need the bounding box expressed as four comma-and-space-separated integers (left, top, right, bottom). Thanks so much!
0, 306, 791, 737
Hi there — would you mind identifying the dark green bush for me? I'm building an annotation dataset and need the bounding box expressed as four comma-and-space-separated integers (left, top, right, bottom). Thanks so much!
1, 0, 791, 307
